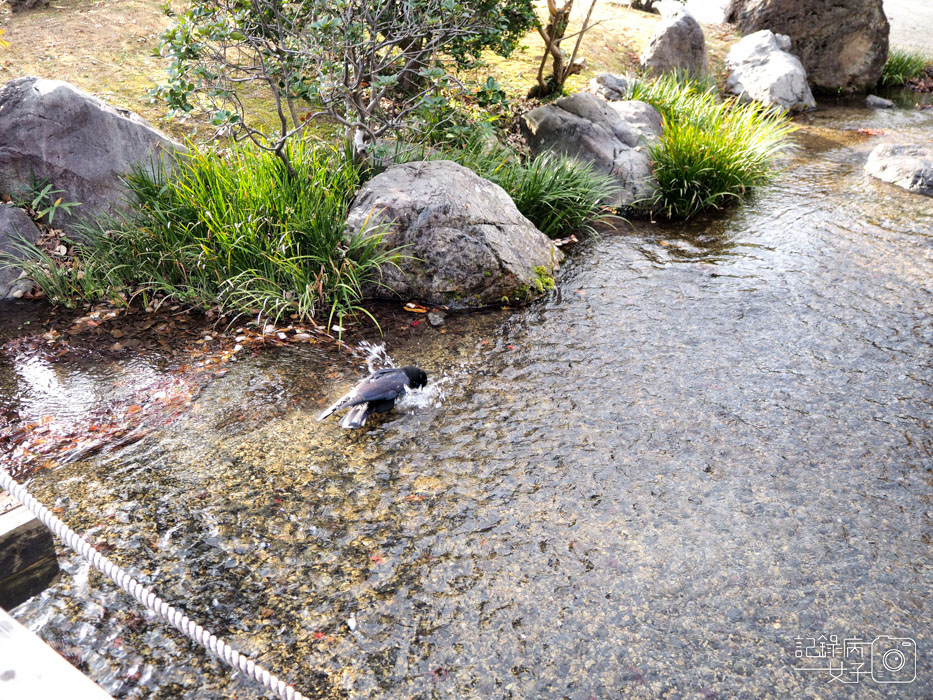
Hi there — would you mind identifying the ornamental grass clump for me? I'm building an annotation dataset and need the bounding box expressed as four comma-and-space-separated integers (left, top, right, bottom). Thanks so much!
628, 73, 796, 219
880, 48, 931, 87
9, 139, 393, 324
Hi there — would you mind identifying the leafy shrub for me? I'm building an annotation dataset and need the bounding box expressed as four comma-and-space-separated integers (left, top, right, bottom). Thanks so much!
628, 73, 796, 218
880, 48, 931, 87
156, 0, 537, 166
9, 140, 393, 325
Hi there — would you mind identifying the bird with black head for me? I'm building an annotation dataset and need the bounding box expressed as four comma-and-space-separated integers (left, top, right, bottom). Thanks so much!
317, 366, 428, 429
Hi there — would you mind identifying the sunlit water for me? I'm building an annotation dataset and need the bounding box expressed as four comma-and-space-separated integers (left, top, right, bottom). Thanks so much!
5, 103, 933, 699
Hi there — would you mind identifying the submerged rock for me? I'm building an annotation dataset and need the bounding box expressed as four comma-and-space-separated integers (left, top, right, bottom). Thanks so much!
864, 144, 933, 197
343, 160, 562, 308
0, 205, 40, 301
728, 0, 889, 92
0, 77, 181, 231
639, 7, 709, 78
522, 92, 659, 209
725, 30, 816, 112
865, 94, 894, 109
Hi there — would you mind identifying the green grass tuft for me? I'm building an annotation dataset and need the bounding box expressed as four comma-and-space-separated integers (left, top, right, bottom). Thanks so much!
880, 48, 931, 87
628, 73, 796, 219
8, 139, 395, 325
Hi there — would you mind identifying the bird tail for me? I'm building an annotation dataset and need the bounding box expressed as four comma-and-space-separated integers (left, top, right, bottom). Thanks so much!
339, 403, 371, 429
317, 397, 347, 422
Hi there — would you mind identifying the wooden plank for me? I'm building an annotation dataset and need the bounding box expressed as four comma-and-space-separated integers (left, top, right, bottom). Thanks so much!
0, 493, 60, 609
0, 607, 115, 699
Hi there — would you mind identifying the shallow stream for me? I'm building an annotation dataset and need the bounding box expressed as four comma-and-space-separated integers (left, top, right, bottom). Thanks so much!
5, 101, 933, 699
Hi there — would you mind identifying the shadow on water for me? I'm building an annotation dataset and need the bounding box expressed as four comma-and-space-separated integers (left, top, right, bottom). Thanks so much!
6, 101, 933, 699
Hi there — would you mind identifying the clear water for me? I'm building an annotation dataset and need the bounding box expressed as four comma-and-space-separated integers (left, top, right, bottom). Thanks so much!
6, 102, 933, 699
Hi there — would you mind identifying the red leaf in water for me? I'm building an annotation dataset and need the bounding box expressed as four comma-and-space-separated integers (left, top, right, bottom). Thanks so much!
370, 553, 386, 564
126, 405, 143, 415
313, 631, 325, 640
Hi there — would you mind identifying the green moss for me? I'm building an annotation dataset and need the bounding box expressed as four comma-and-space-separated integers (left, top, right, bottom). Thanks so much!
533, 265, 555, 293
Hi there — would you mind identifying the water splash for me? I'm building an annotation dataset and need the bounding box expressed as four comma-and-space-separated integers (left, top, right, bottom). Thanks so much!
396, 375, 451, 412
357, 341, 396, 373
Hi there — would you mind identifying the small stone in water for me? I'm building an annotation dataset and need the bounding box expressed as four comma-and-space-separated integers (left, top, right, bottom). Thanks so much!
347, 616, 357, 632
428, 311, 445, 327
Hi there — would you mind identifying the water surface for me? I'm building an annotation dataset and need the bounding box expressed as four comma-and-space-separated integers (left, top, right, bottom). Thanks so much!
7, 103, 933, 699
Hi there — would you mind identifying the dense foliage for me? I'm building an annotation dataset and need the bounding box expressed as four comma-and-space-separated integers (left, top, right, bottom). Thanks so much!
156, 0, 537, 164
5, 129, 617, 322
8, 141, 392, 324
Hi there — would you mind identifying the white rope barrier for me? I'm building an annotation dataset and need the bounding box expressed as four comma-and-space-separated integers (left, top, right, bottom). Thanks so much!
1, 467, 309, 700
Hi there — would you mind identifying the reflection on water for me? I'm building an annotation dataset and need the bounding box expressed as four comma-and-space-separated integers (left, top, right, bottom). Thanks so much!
7, 103, 933, 699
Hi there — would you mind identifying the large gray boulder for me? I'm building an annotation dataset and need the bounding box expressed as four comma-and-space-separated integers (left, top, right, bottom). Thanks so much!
343, 160, 563, 308
522, 92, 658, 209
0, 77, 181, 230
0, 205, 40, 300
725, 30, 816, 112
864, 144, 933, 197
607, 101, 664, 147
728, 0, 889, 92
639, 7, 709, 78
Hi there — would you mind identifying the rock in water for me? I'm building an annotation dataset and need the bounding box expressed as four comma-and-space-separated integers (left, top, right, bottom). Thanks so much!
343, 160, 562, 308
865, 94, 894, 109
0, 205, 40, 301
728, 0, 888, 92
523, 92, 659, 209
639, 7, 709, 78
0, 77, 182, 231
864, 144, 933, 197
725, 30, 816, 112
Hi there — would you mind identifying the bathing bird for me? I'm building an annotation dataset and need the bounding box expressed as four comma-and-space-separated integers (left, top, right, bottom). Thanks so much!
317, 365, 428, 429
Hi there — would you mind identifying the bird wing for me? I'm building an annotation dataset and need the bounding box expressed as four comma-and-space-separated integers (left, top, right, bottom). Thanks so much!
317, 368, 410, 422
339, 403, 372, 429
